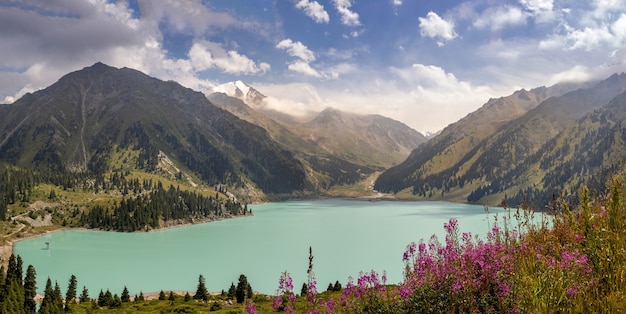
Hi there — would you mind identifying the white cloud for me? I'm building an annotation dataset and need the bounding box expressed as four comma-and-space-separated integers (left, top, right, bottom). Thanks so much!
254, 65, 502, 133
189, 40, 269, 74
592, 0, 626, 18
276, 39, 324, 77
276, 39, 316, 62
251, 82, 324, 116
519, 0, 554, 12
418, 12, 457, 44
0, 0, 273, 103
287, 61, 322, 77
295, 0, 329, 23
473, 5, 528, 31
519, 0, 555, 23
546, 63, 626, 85
538, 11, 626, 52
391, 0, 402, 6
567, 26, 613, 51
332, 0, 361, 26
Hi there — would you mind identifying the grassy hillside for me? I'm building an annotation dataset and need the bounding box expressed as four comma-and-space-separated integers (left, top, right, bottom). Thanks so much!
376, 73, 626, 208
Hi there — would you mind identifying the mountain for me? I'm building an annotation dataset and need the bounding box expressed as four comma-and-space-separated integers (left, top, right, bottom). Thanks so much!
295, 108, 427, 168
211, 80, 267, 109
485, 89, 626, 207
0, 63, 308, 197
208, 86, 427, 170
375, 73, 626, 206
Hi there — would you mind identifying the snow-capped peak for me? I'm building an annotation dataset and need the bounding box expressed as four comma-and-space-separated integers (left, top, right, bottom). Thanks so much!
211, 80, 266, 109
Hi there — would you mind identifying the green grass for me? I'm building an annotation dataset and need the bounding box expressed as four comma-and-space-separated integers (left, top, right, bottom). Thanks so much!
64, 291, 343, 314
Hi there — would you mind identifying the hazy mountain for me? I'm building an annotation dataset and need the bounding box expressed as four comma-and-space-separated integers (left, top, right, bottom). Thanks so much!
375, 74, 626, 206
209, 86, 427, 169
0, 63, 308, 197
295, 108, 427, 168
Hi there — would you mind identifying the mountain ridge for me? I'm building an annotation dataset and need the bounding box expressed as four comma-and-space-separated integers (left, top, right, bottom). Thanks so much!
0, 63, 308, 197
375, 73, 626, 207
208, 83, 426, 169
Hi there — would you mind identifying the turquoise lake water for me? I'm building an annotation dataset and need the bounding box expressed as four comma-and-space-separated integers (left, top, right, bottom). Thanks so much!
14, 199, 525, 295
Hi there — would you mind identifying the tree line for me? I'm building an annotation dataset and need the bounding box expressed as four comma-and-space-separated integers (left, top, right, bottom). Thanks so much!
0, 254, 257, 313
0, 165, 248, 231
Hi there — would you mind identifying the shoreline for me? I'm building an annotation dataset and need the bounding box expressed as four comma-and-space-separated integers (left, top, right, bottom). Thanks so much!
1, 212, 253, 268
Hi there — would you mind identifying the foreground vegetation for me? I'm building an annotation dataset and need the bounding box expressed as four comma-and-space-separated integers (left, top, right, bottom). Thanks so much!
3, 168, 626, 312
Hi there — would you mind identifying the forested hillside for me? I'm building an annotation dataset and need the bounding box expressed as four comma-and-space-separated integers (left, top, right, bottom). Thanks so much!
376, 73, 626, 208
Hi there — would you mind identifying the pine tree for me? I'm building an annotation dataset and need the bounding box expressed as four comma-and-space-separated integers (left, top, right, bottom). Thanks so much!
53, 282, 62, 304
333, 280, 342, 292
121, 286, 130, 302
97, 290, 105, 307
137, 291, 144, 301
79, 286, 89, 303
110, 294, 122, 308
65, 275, 77, 306
39, 278, 62, 314
235, 274, 249, 304
168, 291, 175, 301
158, 290, 166, 300
103, 289, 113, 307
193, 275, 208, 302
302, 282, 309, 295
23, 265, 37, 314
5, 254, 17, 284
3, 280, 25, 314
15, 255, 24, 287
228, 282, 236, 299
184, 292, 191, 301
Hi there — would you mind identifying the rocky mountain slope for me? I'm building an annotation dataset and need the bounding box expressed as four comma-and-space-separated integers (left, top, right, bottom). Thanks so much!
375, 73, 626, 207
0, 63, 308, 197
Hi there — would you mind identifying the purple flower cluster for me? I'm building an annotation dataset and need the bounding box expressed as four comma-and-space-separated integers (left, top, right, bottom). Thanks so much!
273, 271, 297, 313
399, 219, 518, 312
339, 270, 393, 312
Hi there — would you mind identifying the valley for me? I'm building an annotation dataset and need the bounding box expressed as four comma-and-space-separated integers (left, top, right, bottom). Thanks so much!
2, 63, 626, 312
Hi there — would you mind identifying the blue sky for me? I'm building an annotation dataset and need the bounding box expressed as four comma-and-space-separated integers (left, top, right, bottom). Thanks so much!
1, 0, 626, 133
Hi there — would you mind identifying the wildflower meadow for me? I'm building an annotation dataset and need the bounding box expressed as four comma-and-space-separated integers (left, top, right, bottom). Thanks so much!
246, 175, 626, 313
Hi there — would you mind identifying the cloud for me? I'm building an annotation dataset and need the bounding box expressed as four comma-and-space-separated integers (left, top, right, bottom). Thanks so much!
546, 63, 626, 85
391, 0, 402, 6
276, 39, 324, 77
418, 12, 457, 45
538, 10, 626, 52
139, 0, 240, 35
473, 5, 528, 31
189, 40, 269, 74
332, 0, 361, 26
254, 65, 502, 133
287, 61, 322, 77
295, 0, 329, 23
519, 0, 555, 23
0, 0, 275, 103
519, 0, 554, 12
276, 39, 316, 62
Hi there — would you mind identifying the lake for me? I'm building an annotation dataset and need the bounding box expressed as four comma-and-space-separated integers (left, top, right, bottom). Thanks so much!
14, 199, 524, 295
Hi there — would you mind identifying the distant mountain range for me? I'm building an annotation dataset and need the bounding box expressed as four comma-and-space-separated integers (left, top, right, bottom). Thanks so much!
0, 63, 425, 200
375, 73, 626, 207
3, 62, 626, 208
208, 83, 426, 169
